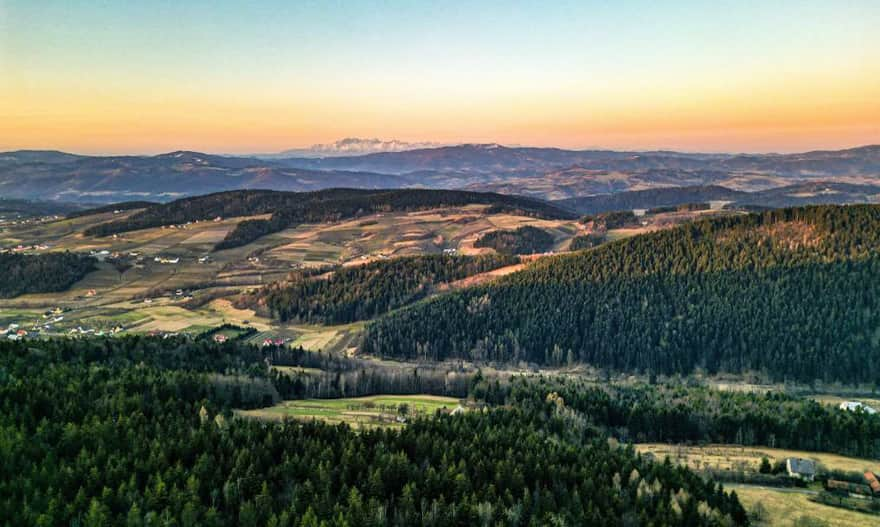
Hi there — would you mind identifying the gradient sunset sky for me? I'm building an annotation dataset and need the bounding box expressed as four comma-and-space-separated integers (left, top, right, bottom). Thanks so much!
1, 0, 878, 154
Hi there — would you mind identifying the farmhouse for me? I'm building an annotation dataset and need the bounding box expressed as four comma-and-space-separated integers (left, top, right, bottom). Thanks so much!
785, 457, 816, 481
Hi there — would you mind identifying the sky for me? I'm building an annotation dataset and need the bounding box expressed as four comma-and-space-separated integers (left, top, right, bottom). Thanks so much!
1, 0, 878, 155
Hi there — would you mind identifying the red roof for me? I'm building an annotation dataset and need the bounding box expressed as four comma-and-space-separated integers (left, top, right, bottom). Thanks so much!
865, 471, 880, 493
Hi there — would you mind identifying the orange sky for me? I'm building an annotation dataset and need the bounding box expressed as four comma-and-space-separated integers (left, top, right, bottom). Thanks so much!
1, 1, 878, 154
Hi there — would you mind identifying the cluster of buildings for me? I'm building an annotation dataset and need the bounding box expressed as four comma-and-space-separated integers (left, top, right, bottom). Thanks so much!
211, 334, 286, 347
785, 456, 880, 502
3, 324, 30, 340
1, 243, 51, 254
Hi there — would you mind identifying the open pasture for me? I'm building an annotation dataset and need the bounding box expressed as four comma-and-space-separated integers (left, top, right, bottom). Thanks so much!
636, 443, 879, 474
732, 484, 876, 527
236, 394, 463, 429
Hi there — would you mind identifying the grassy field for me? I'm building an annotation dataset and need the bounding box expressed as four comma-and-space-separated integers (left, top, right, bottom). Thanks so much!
636, 443, 880, 474
811, 394, 880, 410
732, 484, 877, 527
236, 394, 463, 429
637, 443, 880, 525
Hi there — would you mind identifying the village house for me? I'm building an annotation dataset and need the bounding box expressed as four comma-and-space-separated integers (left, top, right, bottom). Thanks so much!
865, 471, 880, 494
839, 401, 878, 415
786, 458, 816, 481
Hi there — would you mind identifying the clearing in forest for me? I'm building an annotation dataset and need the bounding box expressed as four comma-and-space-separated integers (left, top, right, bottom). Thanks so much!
236, 394, 463, 429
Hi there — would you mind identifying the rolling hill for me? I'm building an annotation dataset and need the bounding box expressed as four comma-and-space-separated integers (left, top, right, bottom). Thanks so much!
83, 188, 576, 250
555, 182, 880, 215
0, 150, 408, 203
2, 144, 878, 203
363, 204, 880, 383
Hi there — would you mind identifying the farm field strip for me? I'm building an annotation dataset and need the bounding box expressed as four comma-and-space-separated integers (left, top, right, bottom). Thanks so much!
636, 443, 880, 474
236, 394, 463, 429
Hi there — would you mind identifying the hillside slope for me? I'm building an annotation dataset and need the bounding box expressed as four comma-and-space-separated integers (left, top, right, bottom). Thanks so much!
555, 183, 880, 215
3, 144, 879, 203
363, 205, 880, 382
85, 188, 575, 250
0, 151, 407, 202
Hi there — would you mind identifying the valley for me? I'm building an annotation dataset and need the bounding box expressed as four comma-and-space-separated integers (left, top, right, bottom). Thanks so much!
4, 188, 880, 527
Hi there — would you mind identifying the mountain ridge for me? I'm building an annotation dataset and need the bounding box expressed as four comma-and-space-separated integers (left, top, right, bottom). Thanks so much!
1, 144, 878, 203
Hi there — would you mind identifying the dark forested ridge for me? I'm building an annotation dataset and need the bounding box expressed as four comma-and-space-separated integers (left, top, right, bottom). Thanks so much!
252, 253, 519, 324
0, 337, 748, 526
473, 226, 555, 255
364, 205, 880, 383
556, 185, 746, 215
0, 252, 96, 298
486, 376, 880, 460
83, 189, 575, 250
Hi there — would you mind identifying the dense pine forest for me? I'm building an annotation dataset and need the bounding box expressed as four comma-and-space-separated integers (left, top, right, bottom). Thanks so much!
0, 337, 748, 526
484, 376, 880, 460
363, 205, 880, 383
555, 185, 743, 215
473, 226, 555, 255
0, 252, 96, 297
83, 189, 575, 250
252, 253, 518, 324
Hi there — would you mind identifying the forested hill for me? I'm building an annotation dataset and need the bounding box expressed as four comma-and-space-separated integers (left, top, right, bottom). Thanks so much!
1, 337, 748, 525
0, 252, 97, 298
251, 253, 519, 324
84, 188, 574, 250
364, 205, 880, 382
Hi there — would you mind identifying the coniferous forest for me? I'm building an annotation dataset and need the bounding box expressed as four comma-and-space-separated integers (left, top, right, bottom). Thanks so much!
473, 226, 555, 255
0, 337, 750, 526
363, 205, 880, 383
253, 253, 518, 324
0, 252, 96, 298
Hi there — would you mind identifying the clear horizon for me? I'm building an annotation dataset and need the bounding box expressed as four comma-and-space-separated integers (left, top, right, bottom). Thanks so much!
3, 139, 880, 158
2, 0, 878, 154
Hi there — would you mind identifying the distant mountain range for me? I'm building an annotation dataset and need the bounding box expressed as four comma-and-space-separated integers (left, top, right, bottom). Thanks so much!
253, 138, 443, 158
1, 144, 878, 205
0, 150, 407, 202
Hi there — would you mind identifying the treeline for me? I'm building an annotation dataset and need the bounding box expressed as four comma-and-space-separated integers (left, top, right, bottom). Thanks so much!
0, 337, 746, 526
569, 233, 605, 251
473, 226, 555, 255
252, 253, 518, 324
479, 376, 880, 460
84, 189, 575, 250
363, 205, 880, 383
581, 210, 639, 229
0, 252, 96, 298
